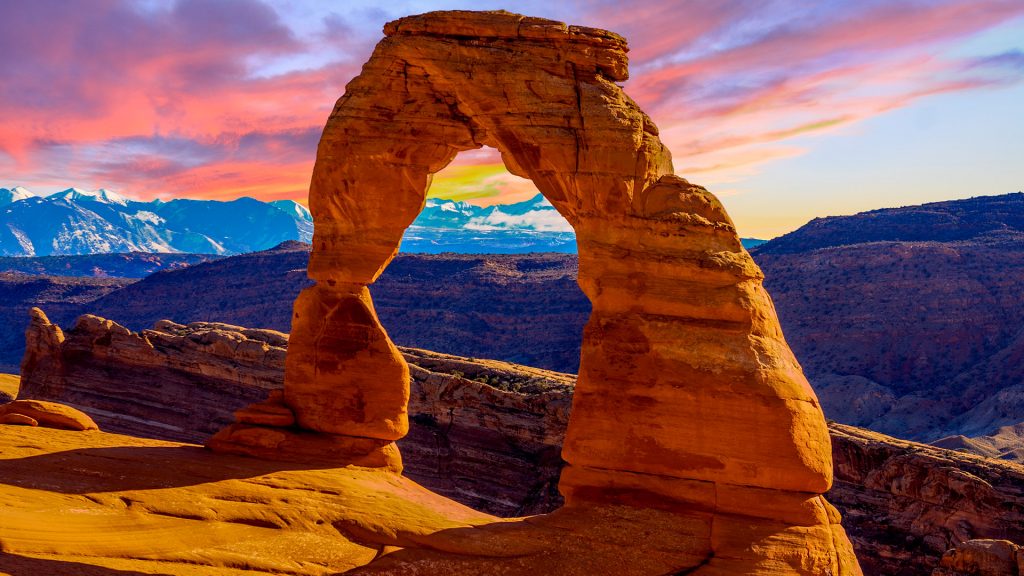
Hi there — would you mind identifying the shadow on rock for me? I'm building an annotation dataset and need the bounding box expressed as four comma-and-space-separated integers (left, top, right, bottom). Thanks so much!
0, 443, 336, 494
0, 553, 173, 576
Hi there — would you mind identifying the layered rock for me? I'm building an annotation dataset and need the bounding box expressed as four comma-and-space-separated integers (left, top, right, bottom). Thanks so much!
198, 9, 856, 573
18, 313, 571, 516
933, 540, 1024, 576
18, 308, 286, 443
19, 311, 1024, 573
829, 424, 1024, 575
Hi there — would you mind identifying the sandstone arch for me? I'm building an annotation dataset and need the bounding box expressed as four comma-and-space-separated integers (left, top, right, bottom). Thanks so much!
210, 10, 860, 573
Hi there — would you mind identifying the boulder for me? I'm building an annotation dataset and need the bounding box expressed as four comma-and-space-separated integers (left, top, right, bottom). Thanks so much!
933, 540, 1021, 576
0, 413, 37, 426
0, 399, 97, 431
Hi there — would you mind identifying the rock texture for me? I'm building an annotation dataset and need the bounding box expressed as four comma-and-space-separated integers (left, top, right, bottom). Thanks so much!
19, 312, 1024, 574
829, 424, 1024, 575
0, 399, 98, 431
18, 308, 286, 443
933, 540, 1024, 576
201, 9, 857, 573
18, 313, 571, 517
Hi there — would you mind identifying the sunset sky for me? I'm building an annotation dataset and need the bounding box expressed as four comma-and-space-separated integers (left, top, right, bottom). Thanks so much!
1, 0, 1022, 238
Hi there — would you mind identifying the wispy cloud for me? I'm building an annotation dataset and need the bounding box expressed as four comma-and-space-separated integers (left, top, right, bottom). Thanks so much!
1, 0, 1022, 205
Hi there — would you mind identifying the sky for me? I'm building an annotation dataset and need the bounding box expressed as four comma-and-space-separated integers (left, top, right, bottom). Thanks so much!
1, 0, 1022, 238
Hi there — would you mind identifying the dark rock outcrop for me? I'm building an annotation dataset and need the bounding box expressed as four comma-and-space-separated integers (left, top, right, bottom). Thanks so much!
751, 193, 1024, 444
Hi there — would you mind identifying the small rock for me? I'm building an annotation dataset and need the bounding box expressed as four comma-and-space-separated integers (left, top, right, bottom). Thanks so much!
934, 539, 1021, 576
0, 400, 98, 431
1, 413, 38, 426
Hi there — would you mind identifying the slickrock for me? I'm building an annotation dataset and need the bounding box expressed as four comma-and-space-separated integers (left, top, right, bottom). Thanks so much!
18, 312, 572, 517
0, 425, 491, 576
205, 10, 856, 574
933, 540, 1023, 576
0, 399, 97, 431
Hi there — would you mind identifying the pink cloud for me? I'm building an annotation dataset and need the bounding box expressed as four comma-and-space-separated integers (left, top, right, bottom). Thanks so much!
1, 0, 1022, 205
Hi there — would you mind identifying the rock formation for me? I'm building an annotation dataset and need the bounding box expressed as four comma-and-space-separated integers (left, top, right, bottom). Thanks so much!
19, 312, 1024, 574
200, 9, 859, 572
0, 399, 97, 430
933, 540, 1024, 576
18, 308, 286, 443
18, 313, 571, 516
829, 424, 1024, 575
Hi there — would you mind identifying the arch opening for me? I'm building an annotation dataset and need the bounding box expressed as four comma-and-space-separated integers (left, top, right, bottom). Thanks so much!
397, 146, 576, 255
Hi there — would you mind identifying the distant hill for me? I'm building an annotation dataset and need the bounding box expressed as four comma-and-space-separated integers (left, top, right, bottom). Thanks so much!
0, 272, 130, 372
0, 252, 222, 278
0, 242, 588, 375
751, 192, 1024, 449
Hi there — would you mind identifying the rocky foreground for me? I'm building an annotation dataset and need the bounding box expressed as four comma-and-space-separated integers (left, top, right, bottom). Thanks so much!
11, 311, 1024, 575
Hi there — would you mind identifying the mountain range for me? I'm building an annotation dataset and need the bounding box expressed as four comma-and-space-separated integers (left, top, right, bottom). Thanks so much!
1, 186, 764, 255
0, 186, 313, 256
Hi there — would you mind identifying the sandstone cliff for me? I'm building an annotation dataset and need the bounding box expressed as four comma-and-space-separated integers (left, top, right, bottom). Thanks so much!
18, 311, 570, 517
18, 312, 1024, 574
829, 424, 1024, 575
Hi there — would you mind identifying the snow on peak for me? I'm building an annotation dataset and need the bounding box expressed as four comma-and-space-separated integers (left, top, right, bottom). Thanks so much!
49, 187, 131, 206
269, 199, 312, 222
1, 186, 37, 206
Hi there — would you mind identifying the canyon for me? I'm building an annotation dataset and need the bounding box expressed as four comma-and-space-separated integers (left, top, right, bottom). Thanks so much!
5, 191, 1022, 456
10, 312, 1024, 574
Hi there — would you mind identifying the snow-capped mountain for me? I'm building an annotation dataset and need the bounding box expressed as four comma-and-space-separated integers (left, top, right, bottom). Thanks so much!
0, 187, 314, 256
412, 194, 572, 232
48, 187, 131, 206
0, 186, 36, 207
0, 186, 765, 256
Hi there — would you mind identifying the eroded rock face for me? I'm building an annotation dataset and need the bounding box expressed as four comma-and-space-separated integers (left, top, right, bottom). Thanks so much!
933, 540, 1024, 576
204, 9, 855, 573
18, 309, 286, 443
830, 425, 1024, 575
21, 312, 1024, 573
18, 313, 571, 517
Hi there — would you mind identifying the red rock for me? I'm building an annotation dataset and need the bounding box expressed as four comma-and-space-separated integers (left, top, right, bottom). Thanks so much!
234, 391, 295, 427
209, 9, 858, 573
0, 413, 38, 426
0, 399, 97, 431
933, 539, 1021, 576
